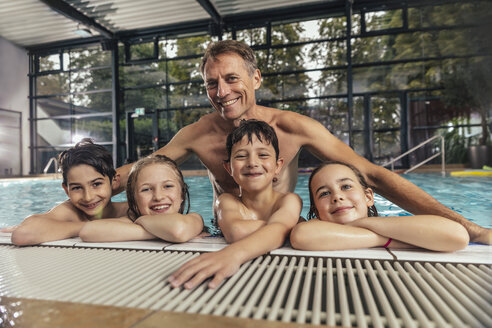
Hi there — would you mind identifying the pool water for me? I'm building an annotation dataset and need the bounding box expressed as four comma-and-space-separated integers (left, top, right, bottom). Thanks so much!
0, 174, 490, 230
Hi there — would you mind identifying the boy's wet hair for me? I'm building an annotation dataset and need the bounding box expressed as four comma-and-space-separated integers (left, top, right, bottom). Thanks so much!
225, 119, 279, 162
126, 155, 190, 221
58, 138, 115, 186
200, 40, 258, 77
307, 161, 378, 220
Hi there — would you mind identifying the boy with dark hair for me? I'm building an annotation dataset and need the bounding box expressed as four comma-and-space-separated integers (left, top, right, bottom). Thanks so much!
9, 138, 128, 245
169, 120, 301, 289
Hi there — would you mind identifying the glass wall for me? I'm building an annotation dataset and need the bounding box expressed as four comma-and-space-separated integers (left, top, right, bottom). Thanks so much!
29, 0, 491, 172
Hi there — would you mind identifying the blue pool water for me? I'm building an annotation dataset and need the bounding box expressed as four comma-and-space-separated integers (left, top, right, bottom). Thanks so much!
0, 174, 490, 230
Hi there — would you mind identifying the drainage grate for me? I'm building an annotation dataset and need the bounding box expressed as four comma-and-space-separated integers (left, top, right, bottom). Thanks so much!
1, 245, 491, 327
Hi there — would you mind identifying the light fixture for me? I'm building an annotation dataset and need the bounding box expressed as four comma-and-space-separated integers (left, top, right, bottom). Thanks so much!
73, 24, 93, 37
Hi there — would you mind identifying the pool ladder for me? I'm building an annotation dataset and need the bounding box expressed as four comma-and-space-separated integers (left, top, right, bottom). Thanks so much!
43, 157, 60, 179
382, 135, 445, 177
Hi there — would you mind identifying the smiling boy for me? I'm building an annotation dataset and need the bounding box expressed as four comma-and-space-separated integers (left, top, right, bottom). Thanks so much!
169, 120, 302, 289
9, 138, 128, 245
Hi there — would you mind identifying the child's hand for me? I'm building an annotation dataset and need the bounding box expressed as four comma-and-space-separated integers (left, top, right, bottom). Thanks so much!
0, 225, 18, 233
168, 249, 241, 289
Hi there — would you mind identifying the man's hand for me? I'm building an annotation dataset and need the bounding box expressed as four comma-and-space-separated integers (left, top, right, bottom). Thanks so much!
168, 249, 241, 290
471, 226, 492, 245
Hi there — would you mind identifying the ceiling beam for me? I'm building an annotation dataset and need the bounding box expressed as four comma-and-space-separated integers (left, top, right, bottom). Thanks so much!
195, 0, 222, 25
39, 0, 114, 39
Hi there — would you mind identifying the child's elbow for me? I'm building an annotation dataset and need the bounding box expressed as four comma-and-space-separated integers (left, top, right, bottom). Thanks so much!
79, 224, 99, 242
166, 222, 194, 243
437, 224, 470, 252
448, 225, 470, 251
11, 227, 37, 246
11, 217, 41, 245
290, 223, 311, 250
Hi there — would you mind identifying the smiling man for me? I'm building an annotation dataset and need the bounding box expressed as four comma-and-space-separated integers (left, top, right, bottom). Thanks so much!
115, 40, 491, 250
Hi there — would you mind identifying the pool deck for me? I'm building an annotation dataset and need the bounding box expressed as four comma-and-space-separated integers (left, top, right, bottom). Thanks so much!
1, 231, 491, 327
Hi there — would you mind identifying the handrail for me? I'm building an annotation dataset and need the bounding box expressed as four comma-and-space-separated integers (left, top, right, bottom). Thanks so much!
43, 157, 59, 176
382, 135, 445, 177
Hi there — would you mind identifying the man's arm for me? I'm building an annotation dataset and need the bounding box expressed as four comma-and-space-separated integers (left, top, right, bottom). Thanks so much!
135, 213, 203, 243
169, 193, 302, 289
217, 193, 266, 243
11, 202, 86, 246
114, 125, 196, 195
294, 114, 491, 244
79, 217, 156, 242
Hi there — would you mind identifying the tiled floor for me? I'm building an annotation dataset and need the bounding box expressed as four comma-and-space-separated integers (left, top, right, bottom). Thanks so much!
0, 232, 490, 264
1, 231, 490, 327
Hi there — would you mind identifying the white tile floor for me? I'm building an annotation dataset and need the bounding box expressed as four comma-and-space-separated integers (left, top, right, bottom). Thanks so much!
1, 231, 490, 264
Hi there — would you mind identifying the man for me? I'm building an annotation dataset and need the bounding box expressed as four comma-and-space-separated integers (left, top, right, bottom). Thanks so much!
116, 40, 490, 246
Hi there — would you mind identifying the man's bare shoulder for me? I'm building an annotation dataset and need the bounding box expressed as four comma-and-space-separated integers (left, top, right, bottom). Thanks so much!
264, 106, 319, 135
181, 112, 222, 135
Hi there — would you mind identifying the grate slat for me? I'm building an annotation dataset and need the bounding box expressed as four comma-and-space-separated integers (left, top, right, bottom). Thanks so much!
426, 263, 492, 327
1, 245, 490, 327
253, 256, 289, 320
365, 260, 402, 327
311, 258, 323, 325
347, 259, 368, 328
240, 255, 280, 318
375, 261, 417, 328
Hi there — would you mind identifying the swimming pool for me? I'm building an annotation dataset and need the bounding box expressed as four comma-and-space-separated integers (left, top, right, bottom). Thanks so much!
0, 173, 490, 230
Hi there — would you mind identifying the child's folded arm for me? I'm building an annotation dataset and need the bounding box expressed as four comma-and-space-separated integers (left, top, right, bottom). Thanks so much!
11, 201, 85, 246
79, 217, 156, 242
169, 193, 302, 290
135, 213, 203, 243
217, 193, 266, 243
347, 215, 469, 251
290, 219, 387, 250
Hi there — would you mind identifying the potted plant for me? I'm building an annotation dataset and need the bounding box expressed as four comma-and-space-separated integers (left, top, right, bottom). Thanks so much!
442, 58, 492, 169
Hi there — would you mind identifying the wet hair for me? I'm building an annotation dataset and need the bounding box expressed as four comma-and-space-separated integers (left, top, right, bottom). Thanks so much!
225, 119, 279, 162
126, 155, 190, 221
307, 161, 378, 220
200, 40, 258, 77
58, 138, 115, 186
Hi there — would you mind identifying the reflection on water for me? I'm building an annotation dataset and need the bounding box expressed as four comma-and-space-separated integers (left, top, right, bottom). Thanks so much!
0, 173, 491, 230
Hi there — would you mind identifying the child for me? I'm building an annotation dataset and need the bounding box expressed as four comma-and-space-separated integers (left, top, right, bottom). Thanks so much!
79, 155, 203, 243
290, 161, 469, 251
9, 138, 128, 245
169, 119, 302, 289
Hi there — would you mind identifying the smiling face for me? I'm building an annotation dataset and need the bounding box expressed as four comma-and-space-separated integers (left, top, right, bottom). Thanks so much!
203, 52, 261, 122
134, 163, 183, 216
63, 164, 113, 219
310, 164, 374, 224
225, 134, 283, 193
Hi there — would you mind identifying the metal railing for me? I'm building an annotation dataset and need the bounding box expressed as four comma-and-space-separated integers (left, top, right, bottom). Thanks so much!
382, 135, 446, 177
43, 157, 59, 177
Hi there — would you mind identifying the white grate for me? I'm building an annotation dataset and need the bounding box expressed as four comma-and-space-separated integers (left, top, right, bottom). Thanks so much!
1, 245, 491, 327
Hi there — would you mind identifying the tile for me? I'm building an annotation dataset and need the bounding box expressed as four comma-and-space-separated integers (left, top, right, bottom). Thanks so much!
270, 246, 395, 260
0, 296, 152, 328
391, 244, 492, 264
164, 242, 228, 252
41, 237, 82, 247
0, 233, 12, 245
136, 310, 316, 328
73, 240, 170, 250
187, 236, 227, 244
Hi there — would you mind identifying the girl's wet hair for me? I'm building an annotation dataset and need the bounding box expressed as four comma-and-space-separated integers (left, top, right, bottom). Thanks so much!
307, 161, 378, 220
126, 155, 190, 221
225, 119, 279, 161
58, 138, 115, 186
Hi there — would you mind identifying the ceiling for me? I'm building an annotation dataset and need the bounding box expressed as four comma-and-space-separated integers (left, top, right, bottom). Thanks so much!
0, 0, 339, 50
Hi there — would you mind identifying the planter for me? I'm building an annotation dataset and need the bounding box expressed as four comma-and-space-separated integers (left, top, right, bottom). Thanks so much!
467, 145, 492, 169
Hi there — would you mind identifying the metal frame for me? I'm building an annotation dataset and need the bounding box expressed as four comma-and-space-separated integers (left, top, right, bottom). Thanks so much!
27, 0, 490, 173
